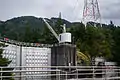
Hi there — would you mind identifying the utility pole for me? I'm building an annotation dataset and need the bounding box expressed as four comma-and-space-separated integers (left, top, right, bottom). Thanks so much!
82, 0, 101, 27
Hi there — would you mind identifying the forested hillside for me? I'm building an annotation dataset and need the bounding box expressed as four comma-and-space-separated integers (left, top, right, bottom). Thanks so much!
0, 16, 71, 42
0, 16, 120, 65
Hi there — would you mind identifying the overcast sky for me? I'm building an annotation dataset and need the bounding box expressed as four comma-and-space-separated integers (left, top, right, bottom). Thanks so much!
0, 0, 120, 25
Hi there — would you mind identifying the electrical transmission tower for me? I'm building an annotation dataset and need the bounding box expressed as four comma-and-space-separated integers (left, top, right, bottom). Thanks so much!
82, 0, 101, 26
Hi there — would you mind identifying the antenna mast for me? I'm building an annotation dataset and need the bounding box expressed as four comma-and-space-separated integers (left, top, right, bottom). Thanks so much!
82, 0, 101, 26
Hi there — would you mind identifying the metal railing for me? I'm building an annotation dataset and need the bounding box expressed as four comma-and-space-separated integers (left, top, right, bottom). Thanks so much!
0, 37, 75, 48
0, 37, 53, 47
0, 66, 120, 80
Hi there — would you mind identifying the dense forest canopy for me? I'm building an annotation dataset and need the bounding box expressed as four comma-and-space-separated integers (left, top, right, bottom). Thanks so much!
0, 16, 120, 65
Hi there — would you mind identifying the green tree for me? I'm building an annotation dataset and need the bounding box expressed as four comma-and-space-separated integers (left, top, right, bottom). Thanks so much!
23, 24, 32, 42
41, 24, 58, 44
73, 25, 112, 65
112, 27, 120, 65
53, 18, 63, 34
85, 26, 111, 58
0, 43, 14, 80
70, 22, 85, 43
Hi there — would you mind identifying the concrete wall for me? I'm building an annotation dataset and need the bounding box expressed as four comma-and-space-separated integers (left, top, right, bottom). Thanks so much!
2, 43, 51, 80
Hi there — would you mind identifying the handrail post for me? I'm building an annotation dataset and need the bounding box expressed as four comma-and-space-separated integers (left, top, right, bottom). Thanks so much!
77, 69, 78, 80
118, 67, 120, 77
1, 68, 2, 80
93, 66, 95, 80
56, 67, 58, 80
58, 71, 60, 80
76, 66, 78, 80
105, 66, 107, 80
65, 72, 67, 80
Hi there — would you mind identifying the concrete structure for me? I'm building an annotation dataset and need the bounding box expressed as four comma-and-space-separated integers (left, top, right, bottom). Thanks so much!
51, 43, 76, 80
2, 43, 51, 80
1, 40, 77, 80
51, 43, 76, 66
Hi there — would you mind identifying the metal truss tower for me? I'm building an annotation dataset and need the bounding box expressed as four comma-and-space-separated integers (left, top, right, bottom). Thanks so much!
82, 0, 101, 26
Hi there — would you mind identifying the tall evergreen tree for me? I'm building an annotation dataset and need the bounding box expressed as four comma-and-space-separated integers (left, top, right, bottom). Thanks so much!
54, 14, 64, 34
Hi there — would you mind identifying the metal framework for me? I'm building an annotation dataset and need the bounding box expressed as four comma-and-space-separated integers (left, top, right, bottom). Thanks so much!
0, 37, 52, 47
83, 0, 101, 25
